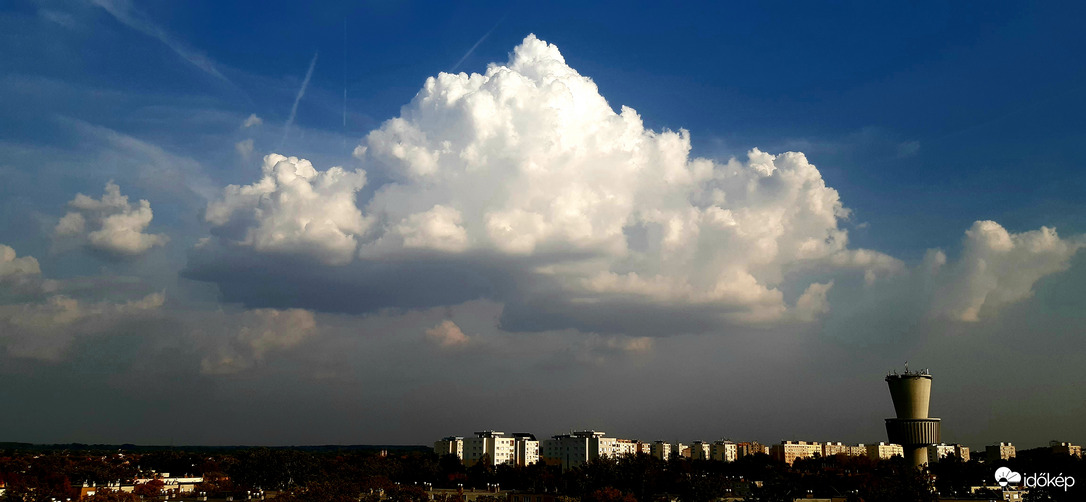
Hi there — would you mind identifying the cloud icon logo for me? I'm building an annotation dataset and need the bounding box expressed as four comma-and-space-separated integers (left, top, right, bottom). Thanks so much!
995, 466, 1021, 487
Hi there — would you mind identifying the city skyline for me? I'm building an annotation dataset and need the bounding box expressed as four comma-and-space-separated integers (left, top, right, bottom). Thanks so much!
1, 2, 1085, 447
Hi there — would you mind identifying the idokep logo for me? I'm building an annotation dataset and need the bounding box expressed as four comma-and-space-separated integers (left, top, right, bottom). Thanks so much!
995, 466, 1077, 492
995, 466, 1021, 487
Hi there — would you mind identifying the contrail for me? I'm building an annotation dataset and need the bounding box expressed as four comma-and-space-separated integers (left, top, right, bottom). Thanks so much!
91, 0, 230, 83
282, 51, 319, 148
451, 14, 508, 72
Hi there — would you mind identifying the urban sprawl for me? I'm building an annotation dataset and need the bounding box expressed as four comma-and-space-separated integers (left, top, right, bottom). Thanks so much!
434, 431, 1081, 471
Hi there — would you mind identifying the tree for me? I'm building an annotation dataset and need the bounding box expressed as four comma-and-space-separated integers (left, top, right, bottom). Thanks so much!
585, 487, 637, 502
133, 478, 165, 497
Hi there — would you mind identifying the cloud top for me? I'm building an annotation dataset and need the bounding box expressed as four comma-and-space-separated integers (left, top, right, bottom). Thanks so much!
935, 221, 1082, 321
206, 154, 370, 265
0, 245, 41, 280
55, 181, 169, 257
191, 34, 1080, 335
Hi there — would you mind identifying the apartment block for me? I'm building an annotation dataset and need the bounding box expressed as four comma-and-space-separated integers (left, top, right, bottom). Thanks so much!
689, 441, 711, 461
866, 442, 904, 460
434, 436, 464, 460
925, 443, 970, 464
986, 443, 1016, 462
540, 430, 621, 470
651, 441, 672, 461
512, 433, 540, 466
771, 441, 822, 465
711, 441, 737, 462
737, 441, 769, 457
822, 442, 849, 457
464, 430, 516, 467
614, 439, 641, 457
926, 443, 955, 464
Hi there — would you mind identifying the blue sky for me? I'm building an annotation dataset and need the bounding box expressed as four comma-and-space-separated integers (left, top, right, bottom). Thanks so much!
1, 0, 1085, 447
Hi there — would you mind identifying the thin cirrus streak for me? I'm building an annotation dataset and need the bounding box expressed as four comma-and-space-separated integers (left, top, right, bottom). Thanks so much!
282, 51, 320, 148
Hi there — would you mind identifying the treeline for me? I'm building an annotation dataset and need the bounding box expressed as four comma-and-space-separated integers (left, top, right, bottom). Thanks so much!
1, 446, 1083, 502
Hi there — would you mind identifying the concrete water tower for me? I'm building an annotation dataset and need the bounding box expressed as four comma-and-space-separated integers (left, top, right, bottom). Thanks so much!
885, 365, 941, 469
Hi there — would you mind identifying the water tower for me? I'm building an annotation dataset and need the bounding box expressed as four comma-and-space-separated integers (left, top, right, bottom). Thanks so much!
885, 366, 940, 469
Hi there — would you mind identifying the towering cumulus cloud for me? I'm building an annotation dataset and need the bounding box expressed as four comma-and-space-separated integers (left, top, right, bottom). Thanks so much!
194, 35, 1077, 335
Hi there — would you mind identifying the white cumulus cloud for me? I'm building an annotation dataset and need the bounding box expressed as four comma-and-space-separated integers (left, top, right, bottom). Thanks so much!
196, 35, 1072, 336
932, 221, 1082, 322
55, 181, 169, 257
205, 154, 371, 265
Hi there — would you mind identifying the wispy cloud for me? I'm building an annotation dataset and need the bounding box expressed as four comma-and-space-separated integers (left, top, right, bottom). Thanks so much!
90, 0, 230, 83
282, 52, 319, 147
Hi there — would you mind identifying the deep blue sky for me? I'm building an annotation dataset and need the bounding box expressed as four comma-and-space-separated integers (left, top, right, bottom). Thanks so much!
0, 0, 1084, 447
8, 1, 1084, 259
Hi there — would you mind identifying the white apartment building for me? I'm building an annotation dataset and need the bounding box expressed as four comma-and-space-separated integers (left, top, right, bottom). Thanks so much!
464, 431, 516, 467
771, 441, 822, 465
986, 442, 1016, 462
434, 436, 464, 459
711, 441, 737, 462
866, 442, 904, 460
651, 441, 672, 461
541, 431, 602, 470
822, 442, 849, 457
926, 443, 956, 464
926, 443, 969, 464
512, 433, 540, 466
689, 441, 711, 461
